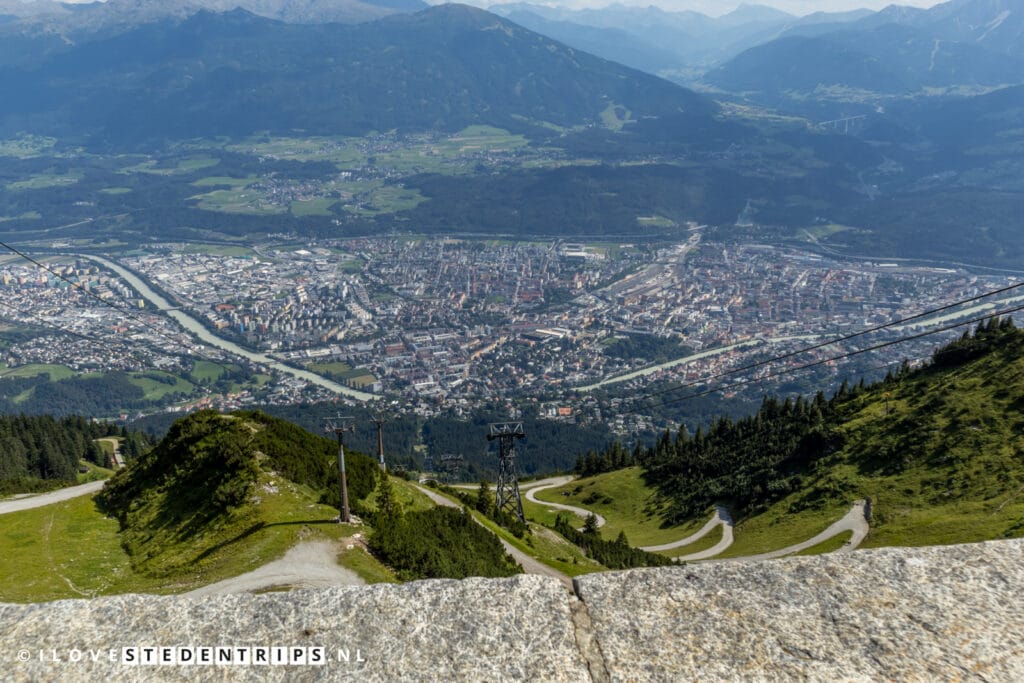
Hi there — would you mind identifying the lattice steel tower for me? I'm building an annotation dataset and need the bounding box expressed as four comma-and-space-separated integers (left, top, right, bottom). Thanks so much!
488, 422, 525, 522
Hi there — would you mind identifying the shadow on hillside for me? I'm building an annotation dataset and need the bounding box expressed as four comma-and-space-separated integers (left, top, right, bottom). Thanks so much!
189, 519, 340, 564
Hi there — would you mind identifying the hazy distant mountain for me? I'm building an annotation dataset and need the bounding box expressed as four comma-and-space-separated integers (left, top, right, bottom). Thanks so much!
707, 22, 1022, 96
497, 9, 686, 73
885, 0, 1024, 56
0, 4, 713, 147
489, 2, 870, 74
0, 0, 426, 33
707, 0, 1024, 102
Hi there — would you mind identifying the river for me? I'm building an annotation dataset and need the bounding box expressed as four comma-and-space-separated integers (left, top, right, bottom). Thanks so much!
79, 254, 376, 402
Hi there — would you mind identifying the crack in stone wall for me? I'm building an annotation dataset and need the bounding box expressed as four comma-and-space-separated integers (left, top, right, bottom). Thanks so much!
568, 583, 610, 683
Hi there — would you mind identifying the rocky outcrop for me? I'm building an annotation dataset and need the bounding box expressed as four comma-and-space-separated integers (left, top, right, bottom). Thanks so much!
3, 540, 1023, 681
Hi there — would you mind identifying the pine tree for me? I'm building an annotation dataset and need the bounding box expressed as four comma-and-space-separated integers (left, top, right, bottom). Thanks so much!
375, 474, 402, 526
475, 480, 494, 517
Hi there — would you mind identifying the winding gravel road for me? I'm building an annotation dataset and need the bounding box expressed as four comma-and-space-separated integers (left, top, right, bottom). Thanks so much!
184, 541, 364, 596
514, 476, 868, 563
734, 500, 870, 562
524, 476, 607, 528
0, 481, 105, 516
641, 506, 735, 561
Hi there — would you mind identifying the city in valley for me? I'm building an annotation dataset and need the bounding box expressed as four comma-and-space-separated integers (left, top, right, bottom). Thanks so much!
1, 233, 1019, 429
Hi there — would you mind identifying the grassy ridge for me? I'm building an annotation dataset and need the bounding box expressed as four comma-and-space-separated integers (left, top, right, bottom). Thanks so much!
1, 411, 397, 602
95, 410, 379, 578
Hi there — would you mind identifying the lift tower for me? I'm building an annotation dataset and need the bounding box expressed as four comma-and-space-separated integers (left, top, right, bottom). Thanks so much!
323, 415, 355, 523
487, 422, 526, 522
370, 414, 387, 471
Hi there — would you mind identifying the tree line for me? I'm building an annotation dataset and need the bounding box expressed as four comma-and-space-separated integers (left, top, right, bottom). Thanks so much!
638, 317, 1020, 525
0, 414, 146, 493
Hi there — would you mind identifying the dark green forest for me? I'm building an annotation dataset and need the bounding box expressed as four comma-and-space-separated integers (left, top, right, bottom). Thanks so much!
133, 402, 617, 480
0, 371, 169, 417
367, 476, 521, 580
0, 414, 139, 493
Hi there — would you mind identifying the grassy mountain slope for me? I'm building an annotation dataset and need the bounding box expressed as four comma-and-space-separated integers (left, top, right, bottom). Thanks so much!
540, 322, 1024, 558
784, 324, 1024, 548
96, 409, 379, 578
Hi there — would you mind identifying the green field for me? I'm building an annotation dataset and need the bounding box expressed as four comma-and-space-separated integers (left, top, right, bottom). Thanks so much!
803, 223, 854, 240
0, 135, 57, 158
600, 102, 632, 131
291, 197, 337, 216
0, 495, 169, 602
342, 182, 426, 216
337, 546, 397, 584
227, 126, 528, 175
0, 363, 76, 381
181, 244, 257, 258
127, 373, 196, 401
636, 215, 677, 228
189, 360, 232, 382
188, 175, 284, 214
307, 361, 377, 387
531, 468, 698, 546
122, 156, 220, 176
717, 499, 852, 558
95, 438, 120, 458
7, 172, 82, 191
0, 475, 392, 603
0, 211, 42, 223
662, 523, 724, 558
339, 257, 364, 273
794, 531, 854, 557
191, 175, 257, 188
308, 361, 352, 374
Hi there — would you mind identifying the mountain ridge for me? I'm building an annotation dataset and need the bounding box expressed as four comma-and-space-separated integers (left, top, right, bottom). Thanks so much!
0, 3, 715, 147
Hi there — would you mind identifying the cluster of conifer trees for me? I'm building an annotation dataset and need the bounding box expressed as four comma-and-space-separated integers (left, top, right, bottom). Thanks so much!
367, 477, 522, 581
574, 441, 642, 477
552, 513, 672, 569
0, 415, 146, 493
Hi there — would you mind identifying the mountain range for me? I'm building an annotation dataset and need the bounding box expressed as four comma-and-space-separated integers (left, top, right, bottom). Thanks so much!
708, 0, 1024, 103
0, 1, 1021, 267
0, 4, 711, 146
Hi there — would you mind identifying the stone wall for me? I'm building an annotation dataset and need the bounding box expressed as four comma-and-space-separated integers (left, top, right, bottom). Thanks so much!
2, 539, 1023, 681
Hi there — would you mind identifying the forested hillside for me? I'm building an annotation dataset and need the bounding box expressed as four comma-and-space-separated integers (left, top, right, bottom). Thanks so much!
640, 317, 1024, 544
0, 415, 148, 494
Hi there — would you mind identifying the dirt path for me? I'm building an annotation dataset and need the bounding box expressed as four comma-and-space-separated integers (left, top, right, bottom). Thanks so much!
97, 438, 124, 469
413, 484, 573, 589
183, 541, 364, 597
734, 500, 870, 562
641, 506, 734, 559
525, 476, 607, 528
516, 477, 867, 564
0, 481, 105, 516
